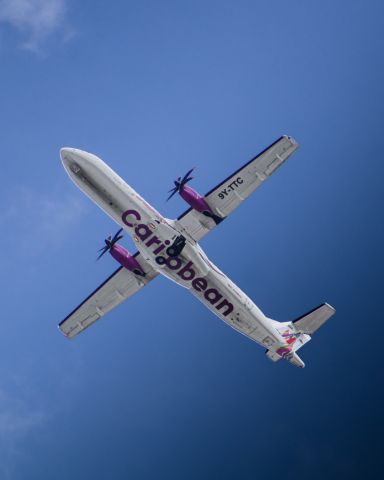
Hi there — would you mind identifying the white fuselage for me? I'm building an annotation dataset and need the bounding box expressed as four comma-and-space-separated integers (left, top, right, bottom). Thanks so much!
60, 148, 287, 350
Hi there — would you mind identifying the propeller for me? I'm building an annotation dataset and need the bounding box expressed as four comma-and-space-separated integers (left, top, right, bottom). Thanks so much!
97, 228, 124, 260
166, 167, 194, 201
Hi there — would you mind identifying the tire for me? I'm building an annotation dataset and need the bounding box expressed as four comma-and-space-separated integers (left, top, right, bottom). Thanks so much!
155, 256, 166, 265
166, 246, 178, 257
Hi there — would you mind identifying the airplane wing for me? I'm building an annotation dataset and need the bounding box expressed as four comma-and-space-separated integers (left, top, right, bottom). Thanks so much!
176, 136, 299, 242
59, 252, 158, 338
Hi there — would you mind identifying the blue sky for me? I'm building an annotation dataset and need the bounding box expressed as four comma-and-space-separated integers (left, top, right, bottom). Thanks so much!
0, 1, 383, 478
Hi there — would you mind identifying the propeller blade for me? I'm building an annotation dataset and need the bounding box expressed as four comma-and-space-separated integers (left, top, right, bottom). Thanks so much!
166, 188, 178, 201
111, 228, 123, 244
97, 246, 109, 260
167, 167, 195, 201
98, 228, 124, 261
181, 168, 194, 184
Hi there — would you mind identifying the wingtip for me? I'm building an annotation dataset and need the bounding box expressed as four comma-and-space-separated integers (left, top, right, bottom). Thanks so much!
283, 135, 299, 148
57, 324, 72, 339
324, 302, 336, 316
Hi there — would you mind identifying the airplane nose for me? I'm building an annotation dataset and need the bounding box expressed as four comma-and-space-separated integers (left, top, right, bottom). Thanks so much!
60, 148, 83, 174
60, 147, 107, 182
60, 147, 74, 157
60, 147, 75, 165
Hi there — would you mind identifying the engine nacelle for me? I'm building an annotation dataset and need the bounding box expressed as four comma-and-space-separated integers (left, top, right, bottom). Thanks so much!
180, 185, 223, 224
110, 244, 145, 276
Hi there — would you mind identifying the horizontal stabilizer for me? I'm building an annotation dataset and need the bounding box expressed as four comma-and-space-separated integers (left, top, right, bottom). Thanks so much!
265, 349, 305, 368
286, 352, 305, 368
292, 303, 335, 335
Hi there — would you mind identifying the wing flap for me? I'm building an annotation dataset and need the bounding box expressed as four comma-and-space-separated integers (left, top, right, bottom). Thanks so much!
59, 253, 158, 338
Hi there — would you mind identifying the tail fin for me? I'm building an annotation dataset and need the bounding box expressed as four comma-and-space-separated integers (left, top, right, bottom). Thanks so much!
266, 303, 336, 368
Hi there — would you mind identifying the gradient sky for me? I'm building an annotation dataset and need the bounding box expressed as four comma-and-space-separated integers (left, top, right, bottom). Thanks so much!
0, 1, 383, 479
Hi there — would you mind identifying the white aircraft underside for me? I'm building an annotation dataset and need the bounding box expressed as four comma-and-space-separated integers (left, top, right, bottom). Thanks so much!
59, 136, 335, 368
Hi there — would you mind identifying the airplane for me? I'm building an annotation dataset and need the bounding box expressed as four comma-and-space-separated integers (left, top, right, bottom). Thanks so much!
59, 136, 335, 368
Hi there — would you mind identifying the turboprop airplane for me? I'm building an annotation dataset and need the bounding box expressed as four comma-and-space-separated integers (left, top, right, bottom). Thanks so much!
59, 136, 335, 368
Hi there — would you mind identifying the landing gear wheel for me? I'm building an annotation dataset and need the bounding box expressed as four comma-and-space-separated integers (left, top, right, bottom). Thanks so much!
166, 246, 178, 257
155, 256, 166, 265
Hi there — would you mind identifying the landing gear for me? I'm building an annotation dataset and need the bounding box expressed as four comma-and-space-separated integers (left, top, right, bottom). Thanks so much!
166, 246, 178, 257
155, 256, 166, 265
166, 235, 186, 257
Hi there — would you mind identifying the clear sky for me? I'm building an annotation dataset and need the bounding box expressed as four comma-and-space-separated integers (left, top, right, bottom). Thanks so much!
0, 0, 383, 479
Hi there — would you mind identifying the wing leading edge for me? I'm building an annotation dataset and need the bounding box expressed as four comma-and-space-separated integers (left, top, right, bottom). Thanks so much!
176, 136, 299, 242
59, 252, 158, 338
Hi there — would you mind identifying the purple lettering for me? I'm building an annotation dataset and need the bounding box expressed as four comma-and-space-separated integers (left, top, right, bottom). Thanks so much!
216, 299, 234, 316
204, 288, 223, 305
166, 257, 183, 270
192, 277, 208, 292
153, 243, 166, 255
122, 209, 141, 227
145, 235, 161, 248
177, 261, 196, 281
135, 224, 152, 241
